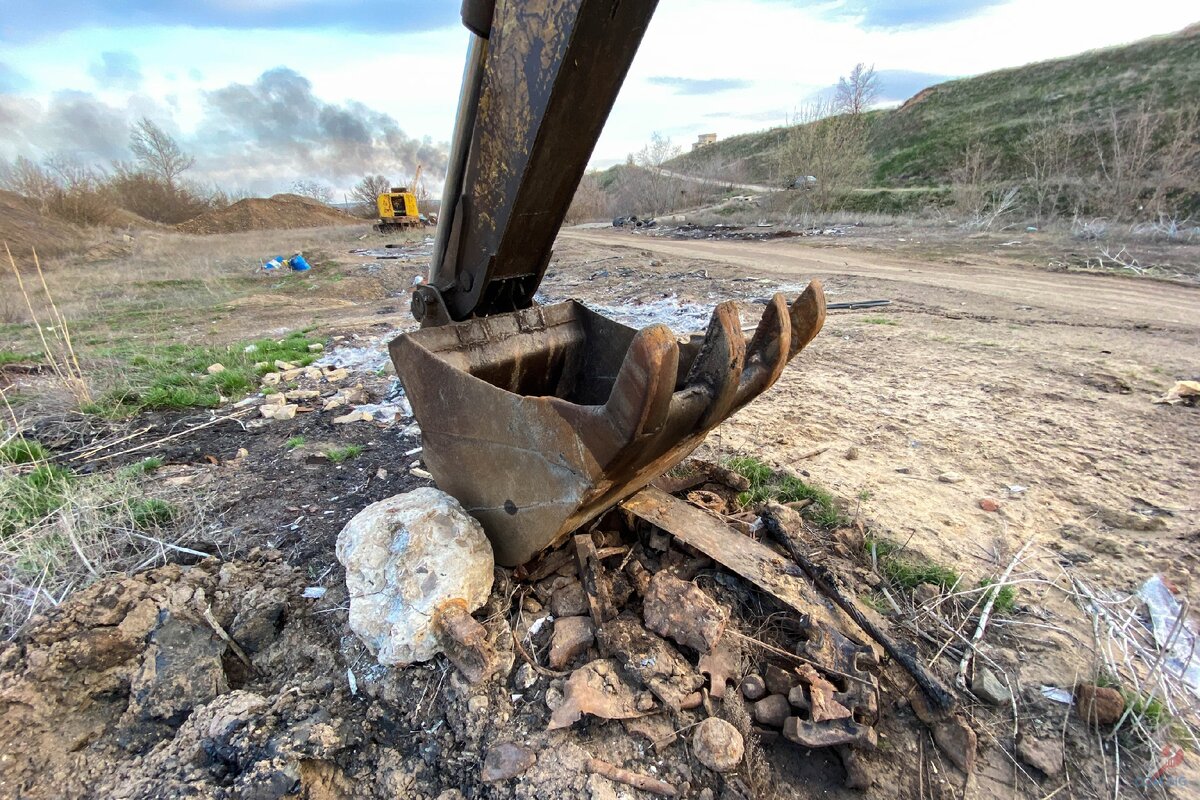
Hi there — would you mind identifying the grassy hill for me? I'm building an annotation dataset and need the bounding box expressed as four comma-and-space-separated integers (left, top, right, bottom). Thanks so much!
665, 24, 1200, 189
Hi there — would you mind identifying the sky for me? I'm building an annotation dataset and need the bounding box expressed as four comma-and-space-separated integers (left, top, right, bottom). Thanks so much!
0, 0, 1195, 197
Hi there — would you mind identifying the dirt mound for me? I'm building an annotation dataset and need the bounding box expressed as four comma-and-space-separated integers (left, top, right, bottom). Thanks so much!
0, 190, 89, 259
177, 194, 363, 235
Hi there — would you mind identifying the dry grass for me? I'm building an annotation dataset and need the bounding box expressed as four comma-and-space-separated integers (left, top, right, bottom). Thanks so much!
0, 453, 209, 637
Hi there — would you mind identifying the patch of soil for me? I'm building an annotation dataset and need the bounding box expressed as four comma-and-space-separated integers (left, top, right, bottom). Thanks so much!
177, 195, 361, 235
0, 190, 89, 258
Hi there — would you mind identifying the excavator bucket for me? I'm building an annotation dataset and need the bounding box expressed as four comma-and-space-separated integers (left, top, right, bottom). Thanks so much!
390, 283, 825, 566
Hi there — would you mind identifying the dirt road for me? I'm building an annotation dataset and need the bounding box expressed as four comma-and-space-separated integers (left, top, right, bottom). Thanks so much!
561, 228, 1200, 328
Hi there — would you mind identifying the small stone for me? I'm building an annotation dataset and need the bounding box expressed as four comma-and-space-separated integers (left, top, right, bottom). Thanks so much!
285, 389, 319, 401
308, 343, 324, 352
514, 663, 538, 691
752, 694, 791, 728
844, 447, 859, 460
375, 468, 388, 480
692, 717, 744, 773
549, 616, 595, 670
480, 742, 535, 782
970, 667, 1012, 706
235, 448, 249, 459
206, 363, 225, 374
323, 367, 350, 382
275, 360, 297, 370
979, 497, 1001, 512
1075, 684, 1125, 725
263, 392, 286, 405
938, 471, 964, 484
740, 674, 767, 701
467, 694, 489, 714
787, 684, 810, 711
914, 583, 941, 606
1017, 732, 1063, 777
549, 581, 589, 618
333, 410, 373, 424
764, 664, 799, 696
261, 372, 282, 386
933, 719, 976, 774
261, 403, 298, 420
253, 360, 268, 369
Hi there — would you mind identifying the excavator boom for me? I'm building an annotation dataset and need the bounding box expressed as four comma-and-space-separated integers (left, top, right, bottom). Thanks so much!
391, 0, 826, 566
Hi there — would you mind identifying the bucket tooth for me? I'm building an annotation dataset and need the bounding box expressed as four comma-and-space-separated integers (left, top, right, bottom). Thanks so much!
390, 282, 826, 567
686, 301, 747, 429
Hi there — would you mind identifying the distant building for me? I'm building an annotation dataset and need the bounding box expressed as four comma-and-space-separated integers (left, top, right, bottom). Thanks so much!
692, 133, 717, 151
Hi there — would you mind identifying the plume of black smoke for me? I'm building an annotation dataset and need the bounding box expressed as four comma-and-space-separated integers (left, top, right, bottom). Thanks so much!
197, 67, 447, 194
0, 67, 448, 197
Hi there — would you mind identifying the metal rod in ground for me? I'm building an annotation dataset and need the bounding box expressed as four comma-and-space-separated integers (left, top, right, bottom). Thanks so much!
826, 299, 891, 310
759, 504, 957, 717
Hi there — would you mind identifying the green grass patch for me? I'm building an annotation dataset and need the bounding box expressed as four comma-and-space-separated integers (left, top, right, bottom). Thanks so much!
727, 455, 843, 527
285, 436, 306, 450
977, 578, 1017, 614
83, 330, 321, 417
0, 437, 50, 465
1, 464, 74, 538
861, 317, 898, 326
0, 350, 40, 367
867, 535, 961, 591
128, 498, 178, 529
324, 444, 363, 464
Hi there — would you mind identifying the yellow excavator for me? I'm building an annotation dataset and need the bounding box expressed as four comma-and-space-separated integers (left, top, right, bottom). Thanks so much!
374, 166, 425, 231
389, 0, 826, 566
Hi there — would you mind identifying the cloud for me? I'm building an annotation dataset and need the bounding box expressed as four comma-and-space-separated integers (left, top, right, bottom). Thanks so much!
647, 76, 753, 95
88, 51, 143, 90
0, 62, 31, 93
835, 0, 1008, 29
195, 67, 447, 193
704, 109, 788, 123
1, 1, 457, 42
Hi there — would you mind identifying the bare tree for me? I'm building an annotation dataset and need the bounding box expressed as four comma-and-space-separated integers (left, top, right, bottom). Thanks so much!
950, 142, 1020, 229
835, 63, 879, 115
1022, 114, 1078, 222
565, 171, 611, 223
290, 179, 333, 204
777, 97, 871, 210
351, 174, 392, 211
129, 117, 194, 187
0, 156, 57, 213
624, 132, 684, 215
1090, 102, 1200, 220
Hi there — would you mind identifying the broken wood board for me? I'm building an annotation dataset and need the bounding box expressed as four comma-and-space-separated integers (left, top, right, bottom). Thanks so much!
621, 487, 842, 633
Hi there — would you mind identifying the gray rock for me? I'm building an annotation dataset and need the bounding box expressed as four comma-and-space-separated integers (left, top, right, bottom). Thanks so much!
740, 674, 766, 701
970, 667, 1012, 706
692, 717, 744, 773
550, 581, 589, 618
549, 616, 595, 670
335, 488, 494, 665
1017, 732, 1063, 777
481, 742, 535, 782
752, 694, 791, 728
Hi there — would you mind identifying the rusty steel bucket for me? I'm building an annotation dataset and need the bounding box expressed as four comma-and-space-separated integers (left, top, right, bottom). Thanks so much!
390, 282, 825, 566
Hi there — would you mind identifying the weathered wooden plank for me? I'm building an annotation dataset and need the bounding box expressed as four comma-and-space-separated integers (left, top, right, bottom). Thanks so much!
620, 487, 835, 629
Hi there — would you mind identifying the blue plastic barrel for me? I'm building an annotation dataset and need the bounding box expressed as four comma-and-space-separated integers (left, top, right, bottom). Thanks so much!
289, 254, 311, 272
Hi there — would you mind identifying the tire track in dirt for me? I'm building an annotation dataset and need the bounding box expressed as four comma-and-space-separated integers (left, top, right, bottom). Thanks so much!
560, 229, 1200, 328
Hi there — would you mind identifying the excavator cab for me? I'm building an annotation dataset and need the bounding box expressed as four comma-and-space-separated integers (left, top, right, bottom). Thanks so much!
390, 0, 826, 566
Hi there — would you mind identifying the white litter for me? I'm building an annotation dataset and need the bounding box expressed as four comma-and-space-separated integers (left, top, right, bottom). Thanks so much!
347, 667, 358, 696
528, 615, 552, 636
1040, 686, 1073, 704
302, 586, 327, 599
1140, 575, 1200, 695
